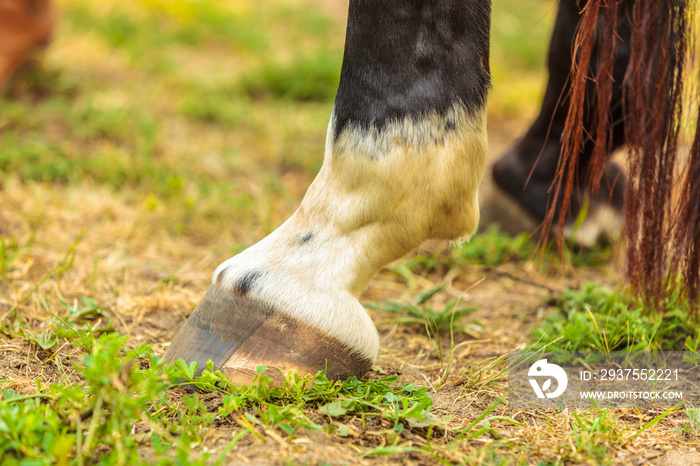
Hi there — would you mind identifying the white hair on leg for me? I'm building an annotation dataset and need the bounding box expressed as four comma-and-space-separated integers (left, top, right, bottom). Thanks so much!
214, 103, 488, 365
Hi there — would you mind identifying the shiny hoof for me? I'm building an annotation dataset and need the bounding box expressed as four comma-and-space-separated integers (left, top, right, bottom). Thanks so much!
480, 162, 625, 248
164, 285, 373, 386
478, 179, 541, 237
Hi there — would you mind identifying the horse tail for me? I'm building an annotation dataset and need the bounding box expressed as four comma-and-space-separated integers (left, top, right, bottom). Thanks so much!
547, 0, 700, 308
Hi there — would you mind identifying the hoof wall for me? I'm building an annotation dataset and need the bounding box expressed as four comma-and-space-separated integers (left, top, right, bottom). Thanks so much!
478, 180, 540, 236
480, 174, 622, 248
164, 285, 373, 385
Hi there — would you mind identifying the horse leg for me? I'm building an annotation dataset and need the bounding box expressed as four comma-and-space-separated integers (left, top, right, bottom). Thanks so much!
165, 0, 491, 384
484, 0, 629, 246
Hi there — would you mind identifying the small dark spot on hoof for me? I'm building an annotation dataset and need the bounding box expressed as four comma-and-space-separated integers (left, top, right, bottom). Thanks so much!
233, 270, 262, 296
298, 232, 314, 245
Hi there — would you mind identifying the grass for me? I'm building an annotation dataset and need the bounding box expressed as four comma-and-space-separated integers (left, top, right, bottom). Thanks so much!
1, 333, 196, 465
675, 408, 700, 437
451, 226, 614, 269
1, 0, 696, 463
532, 282, 700, 353
0, 321, 486, 465
365, 283, 477, 335
12, 320, 682, 466
566, 408, 625, 464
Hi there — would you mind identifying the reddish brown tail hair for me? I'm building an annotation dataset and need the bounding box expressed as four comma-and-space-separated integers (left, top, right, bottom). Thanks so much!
548, 0, 700, 307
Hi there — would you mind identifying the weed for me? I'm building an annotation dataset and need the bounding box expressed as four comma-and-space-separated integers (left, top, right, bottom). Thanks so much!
565, 408, 625, 464
362, 397, 521, 464
0, 389, 71, 465
532, 283, 699, 352
0, 333, 183, 465
0, 330, 451, 464
391, 247, 445, 277
461, 355, 510, 392
452, 226, 612, 269
365, 284, 476, 335
454, 226, 536, 266
175, 360, 441, 435
674, 408, 700, 437
367, 285, 480, 391
449, 398, 522, 445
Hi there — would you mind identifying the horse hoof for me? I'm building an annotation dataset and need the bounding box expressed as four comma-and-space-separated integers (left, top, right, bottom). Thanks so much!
164, 285, 374, 386
480, 160, 625, 248
478, 176, 541, 236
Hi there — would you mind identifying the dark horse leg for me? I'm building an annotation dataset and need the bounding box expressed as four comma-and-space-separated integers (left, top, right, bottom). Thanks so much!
165, 0, 491, 384
486, 0, 630, 246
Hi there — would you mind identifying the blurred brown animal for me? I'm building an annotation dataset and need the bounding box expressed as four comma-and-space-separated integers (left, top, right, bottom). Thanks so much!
0, 0, 55, 90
